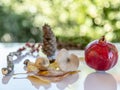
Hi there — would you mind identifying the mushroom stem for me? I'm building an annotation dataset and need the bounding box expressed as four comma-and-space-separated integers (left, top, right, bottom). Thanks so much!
13, 72, 37, 76
13, 73, 28, 76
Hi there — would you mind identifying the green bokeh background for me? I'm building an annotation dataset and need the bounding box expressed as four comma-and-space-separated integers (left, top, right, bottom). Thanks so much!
0, 0, 120, 49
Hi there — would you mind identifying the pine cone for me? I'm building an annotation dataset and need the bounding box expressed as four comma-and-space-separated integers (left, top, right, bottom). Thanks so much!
42, 24, 57, 60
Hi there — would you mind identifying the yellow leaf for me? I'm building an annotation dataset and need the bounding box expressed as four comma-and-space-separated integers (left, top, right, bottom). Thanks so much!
27, 75, 50, 84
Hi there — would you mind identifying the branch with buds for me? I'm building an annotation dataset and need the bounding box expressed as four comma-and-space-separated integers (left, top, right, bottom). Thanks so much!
1, 43, 42, 75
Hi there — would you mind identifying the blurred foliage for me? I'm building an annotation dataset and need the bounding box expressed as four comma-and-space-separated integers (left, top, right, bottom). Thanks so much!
0, 0, 120, 48
57, 36, 91, 49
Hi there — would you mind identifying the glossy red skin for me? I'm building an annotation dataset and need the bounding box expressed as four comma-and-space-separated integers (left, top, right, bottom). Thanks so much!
85, 40, 118, 71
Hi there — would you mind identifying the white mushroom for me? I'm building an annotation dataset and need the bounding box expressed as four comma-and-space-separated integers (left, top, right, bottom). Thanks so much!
56, 49, 79, 72
35, 57, 50, 70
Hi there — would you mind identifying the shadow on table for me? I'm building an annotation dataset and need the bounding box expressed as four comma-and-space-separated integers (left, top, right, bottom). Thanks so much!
84, 71, 117, 90
56, 73, 79, 90
2, 71, 14, 84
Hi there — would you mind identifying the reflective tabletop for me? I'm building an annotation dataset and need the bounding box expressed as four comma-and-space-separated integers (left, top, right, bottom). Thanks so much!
0, 43, 120, 90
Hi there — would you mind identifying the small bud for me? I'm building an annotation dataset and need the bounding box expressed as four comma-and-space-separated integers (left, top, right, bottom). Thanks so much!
24, 59, 30, 66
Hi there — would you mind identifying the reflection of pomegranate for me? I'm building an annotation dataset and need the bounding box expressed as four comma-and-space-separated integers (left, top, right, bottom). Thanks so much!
84, 72, 117, 90
85, 36, 118, 71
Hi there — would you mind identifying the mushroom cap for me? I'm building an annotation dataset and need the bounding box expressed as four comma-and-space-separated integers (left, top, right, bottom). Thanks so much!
35, 57, 50, 68
56, 49, 79, 72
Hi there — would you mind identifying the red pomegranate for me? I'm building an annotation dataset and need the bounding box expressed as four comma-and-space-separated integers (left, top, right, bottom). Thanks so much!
85, 36, 118, 71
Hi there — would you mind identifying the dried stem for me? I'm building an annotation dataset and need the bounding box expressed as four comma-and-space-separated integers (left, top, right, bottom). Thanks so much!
99, 35, 106, 43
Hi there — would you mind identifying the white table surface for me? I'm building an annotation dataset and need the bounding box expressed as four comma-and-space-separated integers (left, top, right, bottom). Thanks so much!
0, 43, 120, 90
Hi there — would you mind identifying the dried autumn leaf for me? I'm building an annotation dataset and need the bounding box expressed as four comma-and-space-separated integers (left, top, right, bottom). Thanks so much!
48, 61, 60, 71
27, 75, 50, 85
36, 70, 80, 82
36, 70, 80, 77
44, 72, 70, 82
36, 70, 65, 77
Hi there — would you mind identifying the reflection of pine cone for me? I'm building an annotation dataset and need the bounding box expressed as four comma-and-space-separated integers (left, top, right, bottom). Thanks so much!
42, 24, 57, 59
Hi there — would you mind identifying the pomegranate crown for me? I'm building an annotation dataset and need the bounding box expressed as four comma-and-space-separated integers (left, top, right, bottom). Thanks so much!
99, 36, 106, 43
